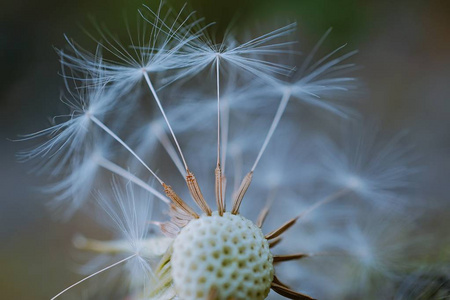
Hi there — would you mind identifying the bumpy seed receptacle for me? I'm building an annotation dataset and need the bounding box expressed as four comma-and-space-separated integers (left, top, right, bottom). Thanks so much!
171, 212, 274, 300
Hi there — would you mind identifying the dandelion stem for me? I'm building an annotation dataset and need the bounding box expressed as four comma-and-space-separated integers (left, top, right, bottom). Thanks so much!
221, 95, 230, 173
151, 122, 186, 177
89, 114, 164, 184
51, 254, 138, 300
143, 71, 189, 173
233, 89, 292, 213
94, 155, 170, 204
251, 89, 292, 172
214, 56, 226, 215
216, 56, 221, 167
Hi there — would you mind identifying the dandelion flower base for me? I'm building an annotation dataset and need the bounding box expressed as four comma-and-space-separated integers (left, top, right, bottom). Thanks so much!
171, 212, 274, 300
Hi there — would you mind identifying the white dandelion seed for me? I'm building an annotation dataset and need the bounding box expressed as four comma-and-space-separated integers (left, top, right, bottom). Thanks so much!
19, 63, 172, 214
53, 179, 172, 299
17, 62, 116, 170
170, 21, 297, 84
59, 3, 206, 92
334, 216, 425, 298
316, 121, 419, 210
45, 150, 101, 218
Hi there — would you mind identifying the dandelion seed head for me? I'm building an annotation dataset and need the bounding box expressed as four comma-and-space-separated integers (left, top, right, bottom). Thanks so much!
21, 3, 433, 300
171, 212, 274, 300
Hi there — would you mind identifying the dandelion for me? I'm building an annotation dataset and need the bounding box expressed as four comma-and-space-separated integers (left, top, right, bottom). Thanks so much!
20, 3, 433, 300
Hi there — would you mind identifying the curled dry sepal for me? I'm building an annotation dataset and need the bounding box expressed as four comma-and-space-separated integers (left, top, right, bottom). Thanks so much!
18, 2, 438, 300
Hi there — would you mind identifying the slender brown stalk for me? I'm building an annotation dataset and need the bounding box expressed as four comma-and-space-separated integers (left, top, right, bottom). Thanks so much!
186, 170, 212, 215
215, 165, 225, 215
231, 171, 253, 214
162, 183, 199, 218
273, 253, 309, 263
271, 282, 316, 300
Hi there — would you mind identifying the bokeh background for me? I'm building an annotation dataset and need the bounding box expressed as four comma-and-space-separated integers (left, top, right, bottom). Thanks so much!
1, 0, 449, 299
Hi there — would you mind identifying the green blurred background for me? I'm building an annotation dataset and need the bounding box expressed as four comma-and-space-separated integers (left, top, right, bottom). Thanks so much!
1, 0, 450, 299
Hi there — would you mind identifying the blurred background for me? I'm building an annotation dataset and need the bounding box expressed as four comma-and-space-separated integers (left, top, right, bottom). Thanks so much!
1, 0, 449, 299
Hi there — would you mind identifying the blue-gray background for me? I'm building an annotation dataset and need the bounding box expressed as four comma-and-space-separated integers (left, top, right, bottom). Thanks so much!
1, 0, 449, 298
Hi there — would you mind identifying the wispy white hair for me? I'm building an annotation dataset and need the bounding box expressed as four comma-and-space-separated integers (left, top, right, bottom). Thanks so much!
77, 178, 164, 296
316, 121, 418, 211
58, 3, 207, 93
17, 66, 114, 175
